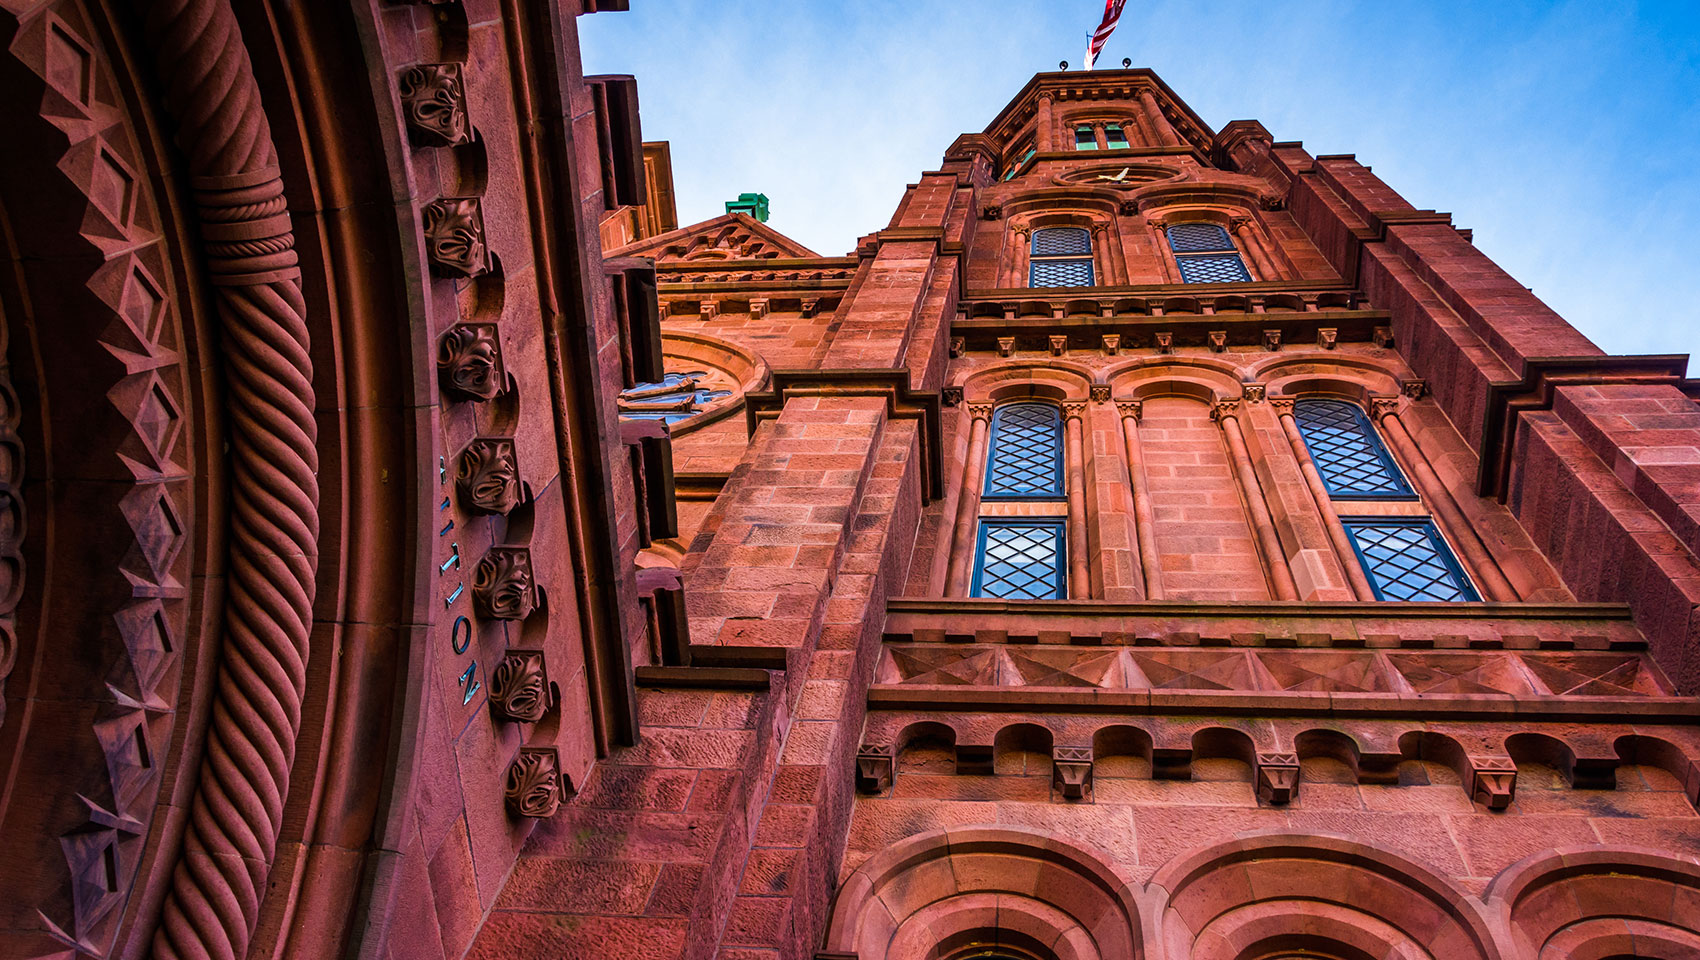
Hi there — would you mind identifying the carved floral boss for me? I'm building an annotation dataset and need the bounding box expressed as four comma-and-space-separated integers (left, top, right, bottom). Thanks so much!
399, 63, 472, 147
422, 197, 489, 278
473, 546, 536, 621
456, 438, 520, 514
437, 323, 504, 401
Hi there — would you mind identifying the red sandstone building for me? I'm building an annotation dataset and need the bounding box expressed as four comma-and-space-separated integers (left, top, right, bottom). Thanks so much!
2, 3, 1699, 959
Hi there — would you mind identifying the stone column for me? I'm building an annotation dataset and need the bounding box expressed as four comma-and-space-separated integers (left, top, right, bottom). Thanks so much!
944, 402, 994, 596
1063, 401, 1092, 599
1117, 399, 1164, 600
1139, 88, 1183, 147
1147, 219, 1178, 283
1232, 216, 1280, 281
1273, 399, 1376, 600
1214, 399, 1300, 600
1091, 222, 1122, 286
1372, 399, 1520, 601
1013, 225, 1033, 288
1036, 93, 1056, 153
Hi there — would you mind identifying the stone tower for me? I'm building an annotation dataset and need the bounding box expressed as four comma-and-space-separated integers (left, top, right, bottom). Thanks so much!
0, 4, 1697, 960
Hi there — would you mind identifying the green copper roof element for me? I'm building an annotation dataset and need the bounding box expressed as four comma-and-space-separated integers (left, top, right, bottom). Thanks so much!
725, 192, 770, 222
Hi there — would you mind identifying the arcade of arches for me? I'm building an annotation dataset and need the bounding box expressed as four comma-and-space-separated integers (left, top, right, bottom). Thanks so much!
0, 3, 1697, 959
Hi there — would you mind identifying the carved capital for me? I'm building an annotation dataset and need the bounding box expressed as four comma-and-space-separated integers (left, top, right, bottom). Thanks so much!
980, 204, 1002, 221
1210, 398, 1242, 423
941, 385, 963, 407
1115, 399, 1143, 422
437, 323, 504, 401
474, 547, 536, 621
1242, 383, 1266, 403
1153, 331, 1174, 355
1048, 334, 1068, 357
1118, 198, 1140, 217
1317, 327, 1338, 350
399, 63, 471, 147
1269, 397, 1295, 415
1470, 756, 1518, 810
1262, 329, 1282, 352
1207, 330, 1227, 353
1255, 752, 1300, 805
422, 197, 489, 278
1229, 215, 1253, 230
1101, 333, 1120, 356
1401, 378, 1427, 400
856, 744, 894, 794
1090, 384, 1111, 403
505, 748, 564, 818
489, 651, 550, 723
1061, 401, 1087, 422
949, 335, 966, 358
996, 336, 1016, 358
967, 401, 995, 422
1052, 746, 1094, 801
1369, 397, 1400, 421
457, 438, 520, 515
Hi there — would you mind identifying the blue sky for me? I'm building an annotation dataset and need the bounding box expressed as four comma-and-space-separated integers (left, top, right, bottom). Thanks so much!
581, 1, 1700, 361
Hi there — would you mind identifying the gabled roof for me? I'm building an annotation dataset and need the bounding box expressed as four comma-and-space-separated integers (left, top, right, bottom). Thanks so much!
608, 212, 822, 263
981, 69, 1215, 153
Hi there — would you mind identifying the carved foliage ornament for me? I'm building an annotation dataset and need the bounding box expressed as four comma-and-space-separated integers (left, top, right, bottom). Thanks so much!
505, 748, 563, 818
456, 438, 520, 515
422, 197, 489, 278
489, 651, 549, 723
474, 547, 536, 620
437, 324, 503, 401
399, 63, 471, 147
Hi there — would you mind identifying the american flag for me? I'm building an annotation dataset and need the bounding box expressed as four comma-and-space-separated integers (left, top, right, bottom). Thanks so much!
1084, 0, 1129, 70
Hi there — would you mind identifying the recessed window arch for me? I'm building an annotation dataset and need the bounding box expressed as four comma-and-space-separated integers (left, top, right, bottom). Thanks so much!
1292, 399, 1412, 498
984, 402, 1063, 499
1029, 226, 1094, 288
1166, 221, 1252, 283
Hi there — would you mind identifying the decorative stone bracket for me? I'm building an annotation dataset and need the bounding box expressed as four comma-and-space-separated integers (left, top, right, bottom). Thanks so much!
399, 62, 472, 147
1471, 755, 1518, 810
856, 744, 894, 794
1256, 751, 1300, 804
437, 323, 505, 401
422, 196, 490, 278
1053, 746, 1094, 801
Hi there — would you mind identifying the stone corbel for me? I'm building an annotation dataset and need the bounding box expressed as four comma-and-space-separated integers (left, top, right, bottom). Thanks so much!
700, 299, 720, 320
1255, 751, 1300, 804
997, 336, 1016, 358
941, 386, 963, 407
1401, 378, 1427, 400
1118, 198, 1140, 217
949, 335, 966, 358
1101, 333, 1120, 356
1052, 746, 1094, 801
1049, 334, 1068, 357
1262, 329, 1282, 352
856, 744, 894, 794
749, 297, 770, 319
456, 438, 521, 515
1207, 330, 1227, 353
1317, 327, 1338, 350
1153, 331, 1174, 354
1373, 325, 1394, 349
980, 203, 1002, 221
505, 747, 564, 818
437, 323, 505, 401
473, 547, 537, 621
1243, 383, 1266, 403
1090, 384, 1111, 403
802, 297, 820, 317
399, 63, 472, 147
1470, 755, 1518, 810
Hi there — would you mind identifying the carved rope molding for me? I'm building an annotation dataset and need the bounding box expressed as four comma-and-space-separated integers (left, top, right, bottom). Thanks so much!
140, 1, 320, 958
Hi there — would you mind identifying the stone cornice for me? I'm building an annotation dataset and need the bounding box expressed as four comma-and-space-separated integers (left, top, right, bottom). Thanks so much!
743, 369, 944, 501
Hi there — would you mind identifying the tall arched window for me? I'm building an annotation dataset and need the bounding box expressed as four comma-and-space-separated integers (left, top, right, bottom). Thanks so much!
1166, 222, 1252, 283
1293, 398, 1477, 602
1073, 124, 1097, 150
1104, 122, 1129, 149
1029, 226, 1094, 288
974, 402, 1066, 599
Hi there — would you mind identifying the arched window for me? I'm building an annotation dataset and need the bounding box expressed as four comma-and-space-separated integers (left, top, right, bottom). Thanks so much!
975, 402, 1067, 599
1104, 122, 1129, 149
1293, 399, 1478, 602
617, 370, 731, 424
1166, 221, 1252, 283
1074, 124, 1097, 150
1292, 399, 1411, 498
1002, 143, 1035, 181
1029, 226, 1094, 287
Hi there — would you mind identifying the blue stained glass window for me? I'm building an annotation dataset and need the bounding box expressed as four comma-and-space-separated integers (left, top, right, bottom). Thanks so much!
1167, 221, 1253, 284
1003, 145, 1036, 181
1293, 399, 1413, 498
973, 520, 1067, 599
1029, 227, 1094, 288
618, 371, 731, 423
1342, 518, 1478, 602
983, 402, 1063, 499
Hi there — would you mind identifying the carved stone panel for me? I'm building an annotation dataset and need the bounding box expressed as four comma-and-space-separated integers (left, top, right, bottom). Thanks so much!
456, 438, 520, 515
422, 197, 489, 278
437, 324, 504, 401
399, 63, 472, 147
473, 547, 536, 620
489, 650, 550, 723
505, 747, 563, 818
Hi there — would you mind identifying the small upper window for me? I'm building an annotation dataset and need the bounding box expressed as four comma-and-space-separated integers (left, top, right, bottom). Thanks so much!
617, 371, 731, 424
1074, 125, 1097, 150
1002, 145, 1036, 181
1293, 399, 1413, 498
1166, 222, 1253, 283
984, 402, 1064, 499
1029, 226, 1094, 288
1104, 123, 1129, 149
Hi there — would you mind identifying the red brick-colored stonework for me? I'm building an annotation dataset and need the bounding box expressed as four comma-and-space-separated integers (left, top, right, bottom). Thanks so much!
1, 7, 1697, 960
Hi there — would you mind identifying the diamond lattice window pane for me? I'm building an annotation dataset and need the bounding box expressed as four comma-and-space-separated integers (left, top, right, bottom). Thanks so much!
984, 403, 1063, 497
1294, 399, 1411, 496
1166, 222, 1236, 252
1029, 257, 1094, 287
974, 521, 1066, 599
1175, 253, 1252, 283
1032, 227, 1093, 256
1345, 520, 1478, 602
